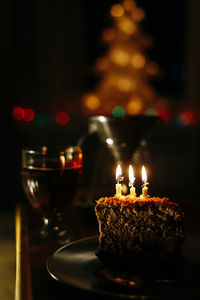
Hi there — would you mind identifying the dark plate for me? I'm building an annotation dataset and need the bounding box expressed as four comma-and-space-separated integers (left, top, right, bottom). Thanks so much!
46, 236, 200, 299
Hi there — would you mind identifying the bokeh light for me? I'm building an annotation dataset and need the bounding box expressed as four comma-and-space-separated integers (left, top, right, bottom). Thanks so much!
118, 17, 136, 35
106, 138, 114, 145
117, 78, 132, 92
126, 97, 142, 114
34, 114, 47, 127
110, 49, 130, 66
110, 4, 124, 18
144, 108, 158, 116
157, 108, 169, 122
12, 107, 24, 120
112, 106, 126, 118
84, 94, 101, 110
24, 108, 35, 122
132, 8, 145, 22
132, 54, 146, 68
176, 110, 195, 127
56, 112, 69, 125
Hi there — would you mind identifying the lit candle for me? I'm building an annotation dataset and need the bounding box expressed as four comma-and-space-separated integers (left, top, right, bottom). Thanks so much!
129, 165, 136, 197
115, 164, 123, 197
141, 165, 149, 198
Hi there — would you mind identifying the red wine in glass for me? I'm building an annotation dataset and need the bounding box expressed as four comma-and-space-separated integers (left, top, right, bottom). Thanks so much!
21, 165, 82, 217
21, 147, 83, 245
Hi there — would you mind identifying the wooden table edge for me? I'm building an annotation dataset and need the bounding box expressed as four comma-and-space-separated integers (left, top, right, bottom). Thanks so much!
15, 204, 33, 300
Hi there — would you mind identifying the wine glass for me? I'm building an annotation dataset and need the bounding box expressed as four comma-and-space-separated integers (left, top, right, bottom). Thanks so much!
78, 115, 160, 205
21, 146, 83, 245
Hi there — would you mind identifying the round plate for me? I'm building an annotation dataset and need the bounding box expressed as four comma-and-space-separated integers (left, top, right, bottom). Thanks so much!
46, 236, 200, 299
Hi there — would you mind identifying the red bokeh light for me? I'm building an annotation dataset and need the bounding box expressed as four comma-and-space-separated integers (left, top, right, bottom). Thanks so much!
179, 110, 195, 126
24, 108, 35, 122
56, 112, 69, 125
157, 108, 169, 122
12, 107, 24, 120
184, 110, 195, 124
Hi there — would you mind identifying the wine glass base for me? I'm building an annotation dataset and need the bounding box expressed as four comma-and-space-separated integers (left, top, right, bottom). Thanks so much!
29, 225, 75, 246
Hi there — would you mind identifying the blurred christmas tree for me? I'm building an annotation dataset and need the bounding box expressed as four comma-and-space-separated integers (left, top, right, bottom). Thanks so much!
82, 0, 169, 119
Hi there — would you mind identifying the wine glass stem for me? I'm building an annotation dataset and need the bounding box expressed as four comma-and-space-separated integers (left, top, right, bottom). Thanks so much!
41, 215, 66, 237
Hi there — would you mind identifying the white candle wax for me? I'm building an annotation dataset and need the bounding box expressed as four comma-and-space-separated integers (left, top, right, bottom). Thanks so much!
115, 164, 123, 197
129, 165, 136, 197
140, 166, 149, 198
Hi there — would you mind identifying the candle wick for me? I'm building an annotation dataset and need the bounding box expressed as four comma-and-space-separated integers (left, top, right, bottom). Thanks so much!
129, 179, 135, 187
142, 181, 149, 188
117, 176, 124, 184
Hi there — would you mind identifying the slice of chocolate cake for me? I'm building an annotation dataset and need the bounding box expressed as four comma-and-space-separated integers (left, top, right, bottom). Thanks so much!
95, 196, 184, 268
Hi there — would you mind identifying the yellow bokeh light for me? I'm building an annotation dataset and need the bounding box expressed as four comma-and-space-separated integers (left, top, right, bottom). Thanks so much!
110, 4, 124, 18
118, 17, 136, 35
110, 49, 130, 66
84, 94, 101, 110
126, 97, 142, 114
132, 8, 145, 22
132, 54, 146, 68
117, 78, 132, 92
102, 28, 115, 42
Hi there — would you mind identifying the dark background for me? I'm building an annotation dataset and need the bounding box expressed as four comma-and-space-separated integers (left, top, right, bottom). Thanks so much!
1, 0, 200, 210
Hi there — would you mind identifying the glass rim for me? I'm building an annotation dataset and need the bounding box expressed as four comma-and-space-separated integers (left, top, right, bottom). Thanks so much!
88, 115, 160, 123
22, 146, 82, 155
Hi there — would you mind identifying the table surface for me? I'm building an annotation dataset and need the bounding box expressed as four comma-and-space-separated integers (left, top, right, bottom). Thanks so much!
15, 198, 200, 300
0, 211, 15, 300
15, 202, 100, 300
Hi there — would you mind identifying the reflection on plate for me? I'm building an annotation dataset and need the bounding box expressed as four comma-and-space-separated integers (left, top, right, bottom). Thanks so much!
46, 236, 200, 299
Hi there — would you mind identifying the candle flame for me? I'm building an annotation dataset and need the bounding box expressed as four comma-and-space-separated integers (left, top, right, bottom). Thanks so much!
116, 164, 122, 182
142, 165, 147, 183
129, 165, 135, 185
